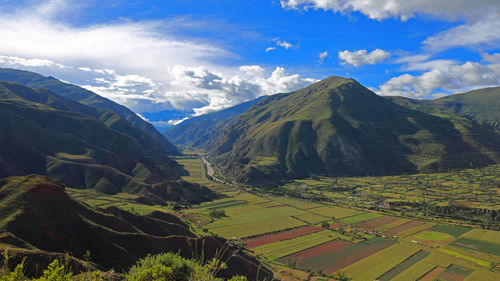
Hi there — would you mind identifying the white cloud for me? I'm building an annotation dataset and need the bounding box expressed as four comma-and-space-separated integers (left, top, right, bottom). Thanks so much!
338, 49, 390, 67
377, 61, 500, 98
266, 39, 298, 52
0, 55, 65, 68
280, 0, 500, 21
0, 0, 316, 116
276, 40, 295, 49
423, 15, 500, 50
167, 65, 316, 116
482, 52, 500, 63
318, 51, 329, 64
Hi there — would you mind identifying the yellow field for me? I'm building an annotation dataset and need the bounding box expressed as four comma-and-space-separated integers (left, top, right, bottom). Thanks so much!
391, 261, 435, 281
252, 230, 340, 259
396, 222, 436, 237
343, 242, 422, 281
462, 229, 500, 244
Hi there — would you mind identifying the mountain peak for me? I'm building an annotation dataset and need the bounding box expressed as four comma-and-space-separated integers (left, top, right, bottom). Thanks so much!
307, 75, 357, 91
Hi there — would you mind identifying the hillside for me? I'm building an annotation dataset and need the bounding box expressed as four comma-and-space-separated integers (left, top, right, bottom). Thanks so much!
0, 175, 273, 280
164, 96, 265, 150
0, 82, 214, 203
0, 68, 180, 155
210, 76, 500, 185
387, 86, 500, 130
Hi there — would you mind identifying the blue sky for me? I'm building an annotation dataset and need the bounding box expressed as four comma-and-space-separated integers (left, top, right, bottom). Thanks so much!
0, 0, 499, 126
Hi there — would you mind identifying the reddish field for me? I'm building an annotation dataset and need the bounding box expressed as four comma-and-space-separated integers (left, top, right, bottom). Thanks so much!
420, 267, 444, 281
329, 222, 343, 229
355, 216, 399, 230
277, 238, 395, 274
284, 240, 349, 262
383, 220, 424, 236
241, 225, 323, 248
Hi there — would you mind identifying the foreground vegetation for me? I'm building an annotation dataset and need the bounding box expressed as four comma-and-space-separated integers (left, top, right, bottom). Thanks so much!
0, 251, 248, 281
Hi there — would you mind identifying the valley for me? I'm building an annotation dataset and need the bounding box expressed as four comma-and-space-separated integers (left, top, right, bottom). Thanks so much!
68, 154, 500, 281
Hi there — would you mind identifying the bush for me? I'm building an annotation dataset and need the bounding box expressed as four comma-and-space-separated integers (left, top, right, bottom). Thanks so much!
209, 209, 226, 218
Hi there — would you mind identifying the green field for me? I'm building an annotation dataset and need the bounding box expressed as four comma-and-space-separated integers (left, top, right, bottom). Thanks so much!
450, 237, 500, 256
428, 224, 471, 237
339, 213, 382, 224
412, 231, 453, 246
295, 213, 328, 224
205, 204, 309, 238
308, 206, 361, 219
251, 230, 340, 259
343, 242, 422, 281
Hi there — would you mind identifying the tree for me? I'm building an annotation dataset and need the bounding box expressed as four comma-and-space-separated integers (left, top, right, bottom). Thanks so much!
321, 222, 330, 229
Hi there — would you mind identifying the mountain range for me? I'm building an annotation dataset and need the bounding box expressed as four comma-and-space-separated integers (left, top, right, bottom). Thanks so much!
167, 76, 500, 185
0, 80, 214, 204
0, 68, 180, 155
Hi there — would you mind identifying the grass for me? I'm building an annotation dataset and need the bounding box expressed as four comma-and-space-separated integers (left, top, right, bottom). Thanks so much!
294, 213, 328, 224
308, 206, 361, 219
267, 196, 323, 209
464, 270, 500, 281
413, 231, 453, 243
342, 242, 422, 281
209, 217, 305, 238
428, 224, 471, 237
251, 230, 340, 259
339, 213, 382, 224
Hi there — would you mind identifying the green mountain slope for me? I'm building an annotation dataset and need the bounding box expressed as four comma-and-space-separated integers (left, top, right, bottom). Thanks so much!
163, 96, 265, 150
0, 82, 214, 203
0, 68, 180, 155
387, 86, 500, 130
0, 175, 273, 280
211, 76, 500, 185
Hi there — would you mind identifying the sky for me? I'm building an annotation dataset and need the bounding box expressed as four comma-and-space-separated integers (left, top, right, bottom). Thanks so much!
0, 0, 499, 126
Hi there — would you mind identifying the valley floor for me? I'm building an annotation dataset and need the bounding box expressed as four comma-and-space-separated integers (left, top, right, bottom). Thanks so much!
68, 155, 500, 281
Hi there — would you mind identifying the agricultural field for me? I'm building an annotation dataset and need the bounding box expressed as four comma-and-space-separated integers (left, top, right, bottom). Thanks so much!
308, 205, 361, 219
251, 230, 341, 259
67, 155, 500, 281
273, 164, 500, 227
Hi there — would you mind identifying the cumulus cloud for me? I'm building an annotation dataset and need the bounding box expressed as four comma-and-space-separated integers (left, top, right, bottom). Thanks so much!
0, 0, 316, 117
377, 60, 500, 98
318, 51, 329, 64
280, 0, 500, 21
338, 49, 390, 67
167, 65, 316, 116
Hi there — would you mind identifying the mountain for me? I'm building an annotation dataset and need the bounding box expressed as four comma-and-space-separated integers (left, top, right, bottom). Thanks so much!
0, 175, 273, 280
164, 96, 265, 150
387, 86, 500, 130
0, 82, 214, 203
0, 68, 180, 155
210, 76, 500, 185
